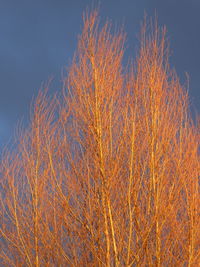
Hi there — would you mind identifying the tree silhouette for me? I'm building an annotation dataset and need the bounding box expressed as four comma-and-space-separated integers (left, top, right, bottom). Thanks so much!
1, 10, 199, 267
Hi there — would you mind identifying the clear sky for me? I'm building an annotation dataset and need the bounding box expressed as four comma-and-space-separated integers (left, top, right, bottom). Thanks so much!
0, 0, 199, 150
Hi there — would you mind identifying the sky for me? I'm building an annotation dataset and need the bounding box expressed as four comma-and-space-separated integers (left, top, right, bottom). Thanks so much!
0, 0, 199, 150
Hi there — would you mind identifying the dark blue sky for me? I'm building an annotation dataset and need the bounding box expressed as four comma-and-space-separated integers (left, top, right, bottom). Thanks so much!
0, 0, 199, 150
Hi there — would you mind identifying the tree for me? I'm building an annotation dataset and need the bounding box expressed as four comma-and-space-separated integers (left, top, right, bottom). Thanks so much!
1, 10, 199, 266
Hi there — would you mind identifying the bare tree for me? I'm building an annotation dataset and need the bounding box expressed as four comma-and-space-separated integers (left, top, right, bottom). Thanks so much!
1, 10, 199, 266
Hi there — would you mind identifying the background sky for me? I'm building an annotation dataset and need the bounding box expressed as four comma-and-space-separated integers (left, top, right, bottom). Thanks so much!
0, 0, 199, 151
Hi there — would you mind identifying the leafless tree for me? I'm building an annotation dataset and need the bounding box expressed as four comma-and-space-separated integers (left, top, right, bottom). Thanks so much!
1, 10, 199, 267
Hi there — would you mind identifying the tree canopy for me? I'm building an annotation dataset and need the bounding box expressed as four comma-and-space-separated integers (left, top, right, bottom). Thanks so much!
1, 10, 199, 267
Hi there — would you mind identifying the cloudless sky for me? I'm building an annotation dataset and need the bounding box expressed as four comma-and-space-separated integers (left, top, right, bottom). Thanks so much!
0, 0, 199, 150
